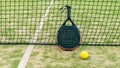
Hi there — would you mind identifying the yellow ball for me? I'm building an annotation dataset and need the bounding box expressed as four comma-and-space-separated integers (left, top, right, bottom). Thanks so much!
80, 51, 89, 59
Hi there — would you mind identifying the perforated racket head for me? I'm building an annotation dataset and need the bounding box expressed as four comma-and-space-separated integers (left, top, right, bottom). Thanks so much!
57, 25, 80, 50
57, 5, 81, 51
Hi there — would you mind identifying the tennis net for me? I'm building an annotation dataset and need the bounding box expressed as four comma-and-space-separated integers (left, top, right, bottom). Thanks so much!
0, 0, 120, 45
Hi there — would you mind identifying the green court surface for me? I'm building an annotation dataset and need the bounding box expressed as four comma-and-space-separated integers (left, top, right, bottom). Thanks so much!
0, 46, 120, 68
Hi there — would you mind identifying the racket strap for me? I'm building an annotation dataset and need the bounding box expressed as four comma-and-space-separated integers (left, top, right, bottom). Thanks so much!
60, 5, 76, 26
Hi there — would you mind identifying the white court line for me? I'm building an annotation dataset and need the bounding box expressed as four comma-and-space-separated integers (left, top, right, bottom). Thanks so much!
17, 0, 53, 68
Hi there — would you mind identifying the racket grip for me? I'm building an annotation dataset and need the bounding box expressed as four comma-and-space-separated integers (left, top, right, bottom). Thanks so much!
66, 5, 71, 18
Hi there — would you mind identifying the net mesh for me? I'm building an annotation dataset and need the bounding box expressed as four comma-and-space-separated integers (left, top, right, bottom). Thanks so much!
0, 0, 120, 45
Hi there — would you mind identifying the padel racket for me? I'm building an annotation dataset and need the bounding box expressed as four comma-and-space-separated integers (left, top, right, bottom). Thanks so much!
56, 5, 82, 51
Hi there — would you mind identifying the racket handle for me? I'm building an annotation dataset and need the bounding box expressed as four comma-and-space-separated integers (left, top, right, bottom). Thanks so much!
66, 5, 71, 18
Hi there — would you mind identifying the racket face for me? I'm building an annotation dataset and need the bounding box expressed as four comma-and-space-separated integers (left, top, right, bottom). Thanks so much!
57, 25, 80, 48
